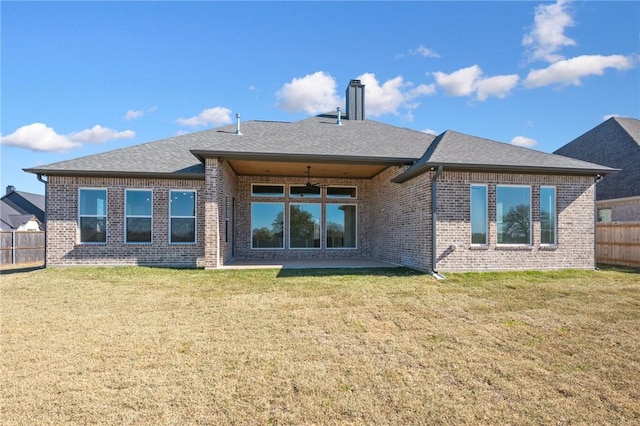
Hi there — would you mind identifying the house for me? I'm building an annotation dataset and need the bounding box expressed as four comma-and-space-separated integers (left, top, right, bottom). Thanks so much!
24, 80, 615, 272
554, 117, 640, 222
0, 186, 45, 231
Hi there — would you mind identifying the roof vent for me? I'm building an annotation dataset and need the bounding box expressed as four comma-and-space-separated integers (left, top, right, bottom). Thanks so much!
345, 79, 365, 121
336, 107, 342, 126
234, 113, 242, 136
6, 185, 15, 195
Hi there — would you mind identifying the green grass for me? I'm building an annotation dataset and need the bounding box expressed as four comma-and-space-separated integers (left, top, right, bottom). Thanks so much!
1, 266, 639, 424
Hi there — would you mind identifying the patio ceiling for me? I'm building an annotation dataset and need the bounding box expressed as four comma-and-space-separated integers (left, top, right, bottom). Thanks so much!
226, 159, 396, 179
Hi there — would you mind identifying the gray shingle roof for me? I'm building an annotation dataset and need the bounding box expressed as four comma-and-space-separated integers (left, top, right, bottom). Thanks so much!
1, 190, 45, 230
24, 114, 434, 177
393, 130, 617, 183
554, 117, 640, 200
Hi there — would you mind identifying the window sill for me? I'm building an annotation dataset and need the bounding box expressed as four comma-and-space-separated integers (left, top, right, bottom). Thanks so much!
539, 244, 558, 251
495, 245, 534, 251
469, 245, 489, 250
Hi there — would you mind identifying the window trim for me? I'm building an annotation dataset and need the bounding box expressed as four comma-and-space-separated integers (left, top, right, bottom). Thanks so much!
124, 189, 153, 244
470, 184, 488, 246
540, 185, 557, 246
78, 188, 108, 244
326, 186, 358, 199
251, 201, 285, 250
289, 185, 322, 198
251, 183, 285, 198
169, 189, 197, 245
325, 203, 358, 250
289, 202, 322, 250
496, 184, 532, 246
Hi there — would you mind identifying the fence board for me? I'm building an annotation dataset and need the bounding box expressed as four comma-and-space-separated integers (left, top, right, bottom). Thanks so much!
0, 231, 45, 267
596, 222, 640, 267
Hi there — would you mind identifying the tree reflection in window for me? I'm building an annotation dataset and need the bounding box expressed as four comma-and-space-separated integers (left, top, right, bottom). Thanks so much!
497, 186, 531, 245
251, 203, 284, 248
289, 204, 320, 249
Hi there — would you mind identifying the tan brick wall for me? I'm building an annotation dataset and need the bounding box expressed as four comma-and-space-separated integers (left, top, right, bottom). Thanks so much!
369, 166, 432, 271
433, 171, 596, 272
46, 176, 206, 267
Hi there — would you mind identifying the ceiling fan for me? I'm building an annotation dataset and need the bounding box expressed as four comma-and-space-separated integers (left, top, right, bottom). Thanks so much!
303, 166, 325, 189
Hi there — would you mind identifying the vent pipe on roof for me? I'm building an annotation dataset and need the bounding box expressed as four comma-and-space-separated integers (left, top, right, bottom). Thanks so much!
234, 113, 242, 136
345, 79, 365, 121
336, 107, 342, 126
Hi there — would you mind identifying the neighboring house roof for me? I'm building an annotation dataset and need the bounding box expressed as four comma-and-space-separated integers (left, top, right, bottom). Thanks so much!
554, 117, 640, 200
0, 189, 45, 231
25, 113, 614, 182
392, 130, 616, 183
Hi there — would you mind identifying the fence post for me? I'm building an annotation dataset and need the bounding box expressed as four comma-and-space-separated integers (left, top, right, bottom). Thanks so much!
12, 231, 16, 265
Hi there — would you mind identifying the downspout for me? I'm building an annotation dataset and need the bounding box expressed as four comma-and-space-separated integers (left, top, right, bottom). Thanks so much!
594, 174, 602, 271
37, 173, 47, 268
431, 165, 445, 280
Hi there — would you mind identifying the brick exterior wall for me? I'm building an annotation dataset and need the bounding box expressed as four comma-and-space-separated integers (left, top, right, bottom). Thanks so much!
433, 171, 596, 272
369, 166, 432, 271
44, 166, 597, 272
45, 176, 205, 267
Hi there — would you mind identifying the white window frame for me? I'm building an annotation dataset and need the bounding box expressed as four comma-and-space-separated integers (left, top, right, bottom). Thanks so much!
470, 184, 488, 246
251, 202, 285, 250
540, 186, 557, 246
289, 185, 321, 198
289, 202, 322, 250
496, 185, 532, 246
325, 203, 358, 250
125, 189, 153, 244
251, 184, 285, 198
78, 188, 107, 244
169, 189, 197, 245
326, 186, 357, 199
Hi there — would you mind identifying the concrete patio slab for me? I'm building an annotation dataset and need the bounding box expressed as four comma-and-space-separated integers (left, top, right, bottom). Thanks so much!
221, 258, 400, 270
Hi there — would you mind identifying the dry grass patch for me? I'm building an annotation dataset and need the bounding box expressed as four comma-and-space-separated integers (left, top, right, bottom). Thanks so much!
1, 266, 639, 424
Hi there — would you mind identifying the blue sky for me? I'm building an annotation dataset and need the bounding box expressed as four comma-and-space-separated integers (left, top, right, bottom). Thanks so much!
2, 0, 638, 195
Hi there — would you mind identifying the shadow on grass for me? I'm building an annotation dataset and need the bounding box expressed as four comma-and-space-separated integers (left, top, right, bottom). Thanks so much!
276, 267, 425, 278
0, 265, 45, 275
597, 263, 640, 274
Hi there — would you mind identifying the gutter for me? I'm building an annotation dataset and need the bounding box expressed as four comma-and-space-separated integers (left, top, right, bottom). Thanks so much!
431, 165, 446, 280
594, 174, 603, 271
36, 174, 47, 268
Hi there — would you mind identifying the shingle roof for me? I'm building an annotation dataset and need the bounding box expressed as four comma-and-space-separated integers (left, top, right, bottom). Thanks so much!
0, 190, 45, 230
24, 114, 435, 177
25, 113, 615, 182
393, 130, 616, 183
553, 117, 640, 200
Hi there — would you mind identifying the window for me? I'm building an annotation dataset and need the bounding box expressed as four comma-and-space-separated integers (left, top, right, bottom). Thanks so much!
497, 186, 531, 245
125, 190, 152, 243
540, 186, 556, 245
170, 190, 196, 243
252, 202, 284, 249
598, 208, 612, 223
326, 186, 357, 199
79, 189, 107, 243
326, 204, 357, 248
252, 184, 284, 197
290, 185, 321, 198
470, 185, 488, 245
289, 203, 321, 249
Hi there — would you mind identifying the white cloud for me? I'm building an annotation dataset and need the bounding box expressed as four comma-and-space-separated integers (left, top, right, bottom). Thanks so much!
124, 109, 144, 121
511, 136, 538, 148
1, 123, 135, 152
432, 65, 519, 101
423, 128, 439, 136
69, 125, 135, 143
603, 114, 621, 121
276, 71, 341, 115
410, 45, 441, 58
523, 0, 576, 63
524, 54, 635, 88
356, 73, 435, 118
175, 106, 233, 127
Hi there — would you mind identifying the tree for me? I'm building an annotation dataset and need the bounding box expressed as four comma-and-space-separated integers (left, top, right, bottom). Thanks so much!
502, 204, 530, 244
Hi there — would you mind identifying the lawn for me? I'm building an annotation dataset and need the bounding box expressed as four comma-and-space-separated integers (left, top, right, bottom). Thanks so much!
1, 266, 639, 425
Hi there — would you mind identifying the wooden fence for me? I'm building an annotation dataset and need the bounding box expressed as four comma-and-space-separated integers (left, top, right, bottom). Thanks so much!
596, 222, 640, 267
0, 231, 45, 267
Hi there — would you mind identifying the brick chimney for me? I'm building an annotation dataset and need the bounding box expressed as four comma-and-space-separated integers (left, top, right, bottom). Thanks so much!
6, 185, 15, 195
345, 79, 365, 121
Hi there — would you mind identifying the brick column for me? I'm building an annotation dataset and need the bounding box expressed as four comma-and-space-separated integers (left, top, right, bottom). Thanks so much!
204, 157, 220, 269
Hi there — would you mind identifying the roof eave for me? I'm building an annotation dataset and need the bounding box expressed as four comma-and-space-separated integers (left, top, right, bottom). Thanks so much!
190, 150, 418, 166
22, 168, 205, 180
392, 162, 619, 184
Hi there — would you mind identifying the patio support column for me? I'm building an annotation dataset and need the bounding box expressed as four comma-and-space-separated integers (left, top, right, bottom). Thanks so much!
204, 157, 221, 269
